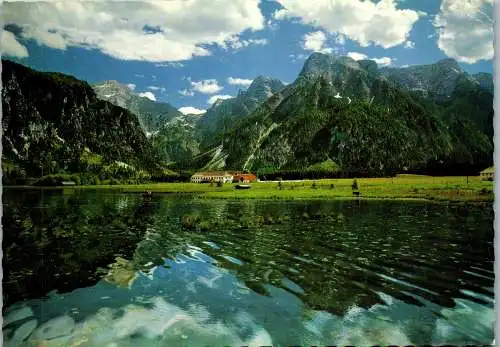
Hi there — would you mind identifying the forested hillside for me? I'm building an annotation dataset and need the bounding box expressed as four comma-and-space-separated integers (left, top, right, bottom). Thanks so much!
2, 59, 162, 184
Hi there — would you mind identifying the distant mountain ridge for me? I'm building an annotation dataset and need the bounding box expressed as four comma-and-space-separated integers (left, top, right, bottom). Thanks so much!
378, 58, 488, 101
472, 72, 494, 93
196, 75, 286, 149
93, 80, 182, 134
150, 113, 202, 164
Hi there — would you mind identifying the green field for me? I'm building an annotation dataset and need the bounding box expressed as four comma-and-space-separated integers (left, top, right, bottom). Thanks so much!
11, 175, 494, 202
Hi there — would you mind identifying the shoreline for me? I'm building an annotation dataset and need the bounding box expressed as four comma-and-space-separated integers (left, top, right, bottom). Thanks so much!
4, 176, 494, 203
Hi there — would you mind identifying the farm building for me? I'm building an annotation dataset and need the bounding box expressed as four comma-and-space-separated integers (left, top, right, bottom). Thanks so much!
480, 166, 494, 181
191, 171, 233, 183
232, 173, 257, 183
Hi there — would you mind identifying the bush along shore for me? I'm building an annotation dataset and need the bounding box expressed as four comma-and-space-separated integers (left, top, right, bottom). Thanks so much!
7, 175, 494, 203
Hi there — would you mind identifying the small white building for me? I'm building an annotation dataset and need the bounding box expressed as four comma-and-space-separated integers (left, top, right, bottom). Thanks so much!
191, 171, 233, 183
480, 166, 494, 181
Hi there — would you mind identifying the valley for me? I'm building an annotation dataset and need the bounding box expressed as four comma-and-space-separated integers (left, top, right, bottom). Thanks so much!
2, 53, 494, 195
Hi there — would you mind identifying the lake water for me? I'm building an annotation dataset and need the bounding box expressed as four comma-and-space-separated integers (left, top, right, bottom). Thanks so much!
2, 189, 495, 346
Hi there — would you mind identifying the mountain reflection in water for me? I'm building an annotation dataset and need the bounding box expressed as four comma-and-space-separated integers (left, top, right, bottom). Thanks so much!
2, 189, 494, 346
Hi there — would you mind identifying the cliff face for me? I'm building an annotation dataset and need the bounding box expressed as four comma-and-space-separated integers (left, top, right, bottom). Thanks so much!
93, 80, 182, 134
378, 58, 490, 101
2, 59, 158, 181
150, 113, 202, 164
196, 76, 285, 149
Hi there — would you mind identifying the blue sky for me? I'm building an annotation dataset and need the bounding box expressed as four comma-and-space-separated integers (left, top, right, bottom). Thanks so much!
2, 0, 494, 114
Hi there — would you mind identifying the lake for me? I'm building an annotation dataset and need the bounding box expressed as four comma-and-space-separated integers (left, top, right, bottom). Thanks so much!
2, 188, 494, 346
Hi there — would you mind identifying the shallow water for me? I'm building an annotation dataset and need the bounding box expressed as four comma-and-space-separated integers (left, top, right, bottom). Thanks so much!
2, 189, 494, 346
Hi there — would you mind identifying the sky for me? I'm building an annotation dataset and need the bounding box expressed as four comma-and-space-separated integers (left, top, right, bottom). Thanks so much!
2, 0, 494, 115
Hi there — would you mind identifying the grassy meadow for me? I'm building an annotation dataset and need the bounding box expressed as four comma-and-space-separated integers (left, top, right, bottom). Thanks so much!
14, 175, 494, 202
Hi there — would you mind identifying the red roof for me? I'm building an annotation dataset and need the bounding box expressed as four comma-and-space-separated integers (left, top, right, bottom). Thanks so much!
233, 173, 257, 181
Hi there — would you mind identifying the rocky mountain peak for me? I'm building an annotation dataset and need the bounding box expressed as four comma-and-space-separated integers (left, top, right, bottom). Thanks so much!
378, 58, 471, 100
94, 80, 131, 92
100, 80, 121, 85
92, 81, 181, 133
358, 60, 379, 75
298, 53, 368, 83
245, 75, 285, 102
299, 52, 334, 77
436, 58, 461, 71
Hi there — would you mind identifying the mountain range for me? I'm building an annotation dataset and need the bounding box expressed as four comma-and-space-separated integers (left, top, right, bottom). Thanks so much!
1, 53, 493, 183
174, 53, 492, 176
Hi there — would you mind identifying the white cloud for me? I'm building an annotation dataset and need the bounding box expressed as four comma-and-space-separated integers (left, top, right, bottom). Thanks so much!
207, 94, 233, 105
276, 0, 423, 48
433, 0, 493, 63
334, 33, 346, 45
138, 91, 156, 101
1, 30, 29, 58
267, 19, 280, 31
372, 57, 393, 66
22, 27, 67, 50
227, 77, 253, 87
272, 8, 290, 20
302, 31, 333, 54
347, 52, 368, 61
148, 86, 166, 93
404, 40, 415, 49
178, 89, 195, 97
135, 74, 144, 78
222, 36, 268, 50
248, 38, 268, 45
179, 106, 206, 115
347, 51, 393, 66
126, 83, 136, 91
155, 62, 184, 68
2, 1, 265, 62
190, 79, 223, 94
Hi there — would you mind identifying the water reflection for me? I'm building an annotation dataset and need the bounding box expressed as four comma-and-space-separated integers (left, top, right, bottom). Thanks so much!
2, 189, 494, 346
2, 189, 159, 307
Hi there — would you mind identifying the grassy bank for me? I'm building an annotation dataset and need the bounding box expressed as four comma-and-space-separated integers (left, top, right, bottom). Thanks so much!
7, 175, 494, 202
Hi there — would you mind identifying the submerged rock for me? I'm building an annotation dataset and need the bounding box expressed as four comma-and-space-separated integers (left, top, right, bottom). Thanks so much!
104, 257, 138, 288
7, 319, 38, 346
242, 328, 273, 346
32, 315, 76, 341
3, 306, 34, 327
